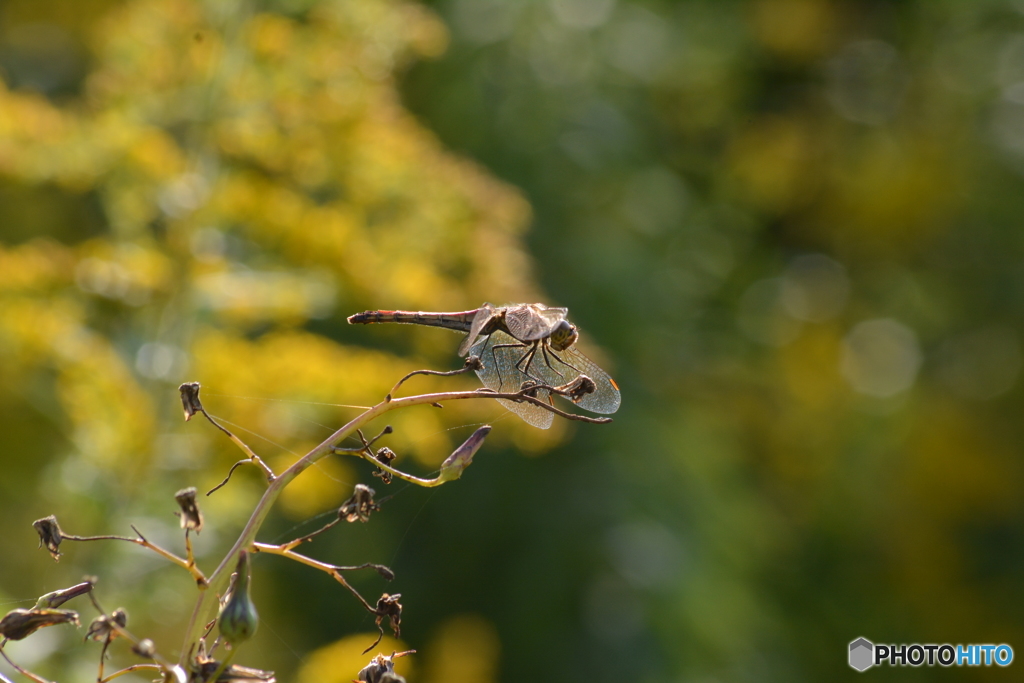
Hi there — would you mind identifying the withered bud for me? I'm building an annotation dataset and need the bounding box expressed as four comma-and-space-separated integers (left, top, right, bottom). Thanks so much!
174, 487, 204, 533
132, 638, 157, 658
86, 608, 127, 642
517, 380, 542, 399
371, 448, 397, 485
464, 355, 484, 372
357, 651, 415, 683
374, 593, 402, 637
558, 375, 596, 403
339, 484, 378, 523
375, 566, 395, 581
179, 382, 203, 421
0, 608, 79, 641
438, 426, 491, 483
34, 581, 94, 609
33, 515, 63, 561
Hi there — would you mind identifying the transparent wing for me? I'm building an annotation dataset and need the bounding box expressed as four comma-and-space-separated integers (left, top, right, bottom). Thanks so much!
515, 338, 620, 415
457, 303, 498, 357
503, 304, 564, 341
470, 331, 555, 429
552, 346, 621, 415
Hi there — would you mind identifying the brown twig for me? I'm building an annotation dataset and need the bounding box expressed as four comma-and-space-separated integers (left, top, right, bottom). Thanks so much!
60, 527, 207, 587
386, 355, 484, 400
250, 543, 391, 610
276, 516, 344, 550
0, 644, 52, 683
98, 664, 161, 683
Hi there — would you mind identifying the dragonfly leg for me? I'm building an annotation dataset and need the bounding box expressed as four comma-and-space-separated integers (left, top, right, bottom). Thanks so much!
539, 343, 568, 380
511, 342, 545, 384
490, 340, 529, 388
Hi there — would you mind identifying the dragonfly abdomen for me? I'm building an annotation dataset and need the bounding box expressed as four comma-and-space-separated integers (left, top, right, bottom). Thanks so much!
347, 309, 479, 332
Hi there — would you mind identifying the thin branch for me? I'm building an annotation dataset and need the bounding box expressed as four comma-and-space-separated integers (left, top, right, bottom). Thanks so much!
206, 460, 247, 496
199, 411, 276, 482
184, 530, 199, 579
0, 645, 52, 683
250, 543, 387, 612
99, 664, 161, 683
60, 527, 207, 587
97, 635, 112, 682
276, 515, 344, 550
386, 356, 483, 400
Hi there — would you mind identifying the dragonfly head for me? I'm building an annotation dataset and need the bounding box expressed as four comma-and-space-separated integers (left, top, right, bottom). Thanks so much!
549, 320, 579, 351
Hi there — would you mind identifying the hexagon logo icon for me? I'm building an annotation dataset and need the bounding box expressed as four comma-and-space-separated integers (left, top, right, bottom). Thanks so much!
849, 637, 874, 671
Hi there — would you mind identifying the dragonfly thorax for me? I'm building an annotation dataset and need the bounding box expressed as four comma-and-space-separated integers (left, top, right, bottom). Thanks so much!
549, 320, 579, 351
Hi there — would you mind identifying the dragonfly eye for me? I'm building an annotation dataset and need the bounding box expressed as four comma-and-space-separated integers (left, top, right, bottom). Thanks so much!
549, 321, 578, 351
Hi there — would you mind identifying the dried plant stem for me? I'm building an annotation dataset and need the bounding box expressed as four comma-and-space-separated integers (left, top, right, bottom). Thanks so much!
250, 543, 383, 611
62, 527, 207, 587
198, 410, 276, 482
386, 356, 482, 400
99, 664, 161, 683
0, 646, 52, 683
338, 449, 450, 487
178, 387, 611, 664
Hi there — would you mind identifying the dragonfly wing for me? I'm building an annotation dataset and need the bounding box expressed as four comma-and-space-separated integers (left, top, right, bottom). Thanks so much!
470, 331, 555, 429
519, 340, 620, 415
555, 346, 621, 414
458, 303, 497, 357
503, 304, 559, 341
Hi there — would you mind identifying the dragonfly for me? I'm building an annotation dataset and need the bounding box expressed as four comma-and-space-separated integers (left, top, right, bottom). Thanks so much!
348, 303, 621, 428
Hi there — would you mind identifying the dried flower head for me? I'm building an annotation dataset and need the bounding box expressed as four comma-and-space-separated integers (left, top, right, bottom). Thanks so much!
0, 608, 80, 641
356, 651, 415, 683
339, 484, 378, 523
86, 608, 127, 642
374, 593, 402, 637
175, 487, 204, 533
179, 382, 203, 421
557, 374, 597, 403
371, 448, 397, 484
33, 515, 64, 561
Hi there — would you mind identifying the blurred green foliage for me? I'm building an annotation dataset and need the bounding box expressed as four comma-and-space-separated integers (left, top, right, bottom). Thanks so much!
2, 0, 1024, 682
